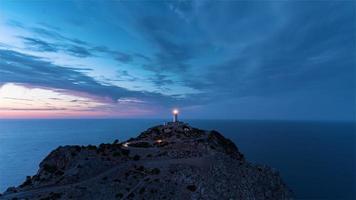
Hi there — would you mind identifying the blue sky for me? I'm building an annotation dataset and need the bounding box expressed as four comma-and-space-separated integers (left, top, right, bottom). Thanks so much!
0, 0, 354, 120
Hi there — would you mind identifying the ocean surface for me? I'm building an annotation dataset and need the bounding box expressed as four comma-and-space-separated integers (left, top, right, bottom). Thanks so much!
0, 119, 354, 199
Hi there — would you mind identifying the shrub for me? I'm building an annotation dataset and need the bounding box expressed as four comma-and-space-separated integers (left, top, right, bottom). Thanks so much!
20, 176, 32, 188
112, 152, 121, 157
151, 168, 160, 175
139, 187, 145, 194
115, 193, 123, 198
51, 192, 62, 199
128, 142, 152, 148
87, 145, 97, 150
55, 170, 64, 176
74, 146, 81, 152
99, 143, 108, 150
121, 149, 130, 156
186, 185, 197, 192
136, 166, 144, 171
43, 164, 57, 173
133, 155, 140, 161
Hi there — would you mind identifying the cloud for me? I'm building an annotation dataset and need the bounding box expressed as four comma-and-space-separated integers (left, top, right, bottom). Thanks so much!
16, 29, 132, 62
30, 26, 68, 41
7, 19, 149, 70
0, 49, 178, 106
6, 19, 25, 28
92, 45, 134, 63
37, 22, 61, 31
66, 45, 92, 57
67, 38, 88, 46
3, 97, 33, 101
1, 1, 354, 119
18, 36, 93, 58
20, 36, 58, 52
115, 52, 133, 63
2, 108, 68, 111
133, 53, 151, 62
9, 20, 97, 58
136, 16, 195, 72
116, 70, 138, 82
159, 1, 354, 101
148, 73, 174, 89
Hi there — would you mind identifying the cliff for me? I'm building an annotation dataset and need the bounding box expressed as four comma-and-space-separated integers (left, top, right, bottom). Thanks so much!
1, 122, 292, 200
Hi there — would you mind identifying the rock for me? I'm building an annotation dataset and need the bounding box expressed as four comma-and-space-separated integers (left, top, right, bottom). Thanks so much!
0, 122, 293, 200
3, 187, 17, 195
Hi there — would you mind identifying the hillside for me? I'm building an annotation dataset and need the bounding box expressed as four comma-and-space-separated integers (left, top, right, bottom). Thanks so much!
1, 122, 292, 200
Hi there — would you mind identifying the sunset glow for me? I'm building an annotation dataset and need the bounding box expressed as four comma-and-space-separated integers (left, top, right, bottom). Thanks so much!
0, 83, 152, 118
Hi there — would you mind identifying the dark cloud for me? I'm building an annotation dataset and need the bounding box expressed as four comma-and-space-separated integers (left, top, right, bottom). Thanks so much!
63, 67, 93, 71
6, 19, 25, 28
17, 36, 94, 58
0, 49, 177, 105
195, 1, 355, 100
9, 20, 95, 58
8, 19, 147, 65
49, 98, 62, 100
92, 46, 134, 64
30, 26, 67, 41
148, 73, 174, 89
137, 16, 195, 72
92, 45, 112, 53
126, 0, 353, 109
68, 38, 88, 45
115, 52, 133, 63
133, 53, 151, 62
66, 45, 92, 57
116, 70, 138, 82
20, 36, 58, 52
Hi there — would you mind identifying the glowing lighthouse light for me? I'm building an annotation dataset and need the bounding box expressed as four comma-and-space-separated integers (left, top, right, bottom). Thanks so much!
172, 109, 179, 122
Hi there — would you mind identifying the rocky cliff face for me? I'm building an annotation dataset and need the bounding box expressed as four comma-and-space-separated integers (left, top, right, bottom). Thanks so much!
1, 122, 292, 200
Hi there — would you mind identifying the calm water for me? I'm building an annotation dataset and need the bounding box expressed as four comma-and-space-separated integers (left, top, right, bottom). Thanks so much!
0, 119, 354, 199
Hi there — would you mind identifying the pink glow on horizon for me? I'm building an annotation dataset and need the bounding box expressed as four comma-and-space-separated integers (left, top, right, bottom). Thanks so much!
0, 109, 154, 119
0, 110, 107, 119
0, 83, 156, 119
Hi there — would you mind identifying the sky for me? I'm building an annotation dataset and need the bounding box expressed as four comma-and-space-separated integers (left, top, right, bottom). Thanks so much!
0, 0, 354, 120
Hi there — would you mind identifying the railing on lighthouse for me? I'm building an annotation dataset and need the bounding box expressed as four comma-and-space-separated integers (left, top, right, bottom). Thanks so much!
172, 109, 179, 122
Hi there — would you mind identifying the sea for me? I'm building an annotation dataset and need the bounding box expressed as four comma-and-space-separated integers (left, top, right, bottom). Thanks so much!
0, 119, 354, 199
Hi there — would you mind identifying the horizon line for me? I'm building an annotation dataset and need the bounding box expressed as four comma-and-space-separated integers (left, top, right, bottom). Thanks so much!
0, 118, 354, 123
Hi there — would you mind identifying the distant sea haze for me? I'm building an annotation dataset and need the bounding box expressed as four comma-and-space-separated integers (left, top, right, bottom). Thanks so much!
0, 119, 354, 199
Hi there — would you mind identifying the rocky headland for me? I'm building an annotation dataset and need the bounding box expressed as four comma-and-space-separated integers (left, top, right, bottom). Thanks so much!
1, 122, 292, 200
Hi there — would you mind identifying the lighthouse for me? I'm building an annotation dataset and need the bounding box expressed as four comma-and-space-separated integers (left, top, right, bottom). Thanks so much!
172, 109, 179, 122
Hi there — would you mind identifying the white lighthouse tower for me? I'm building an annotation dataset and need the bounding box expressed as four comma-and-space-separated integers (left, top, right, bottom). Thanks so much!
172, 109, 179, 122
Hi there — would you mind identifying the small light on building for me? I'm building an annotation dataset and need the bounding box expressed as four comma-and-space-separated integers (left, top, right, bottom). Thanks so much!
122, 142, 129, 147
172, 109, 179, 122
156, 139, 162, 143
